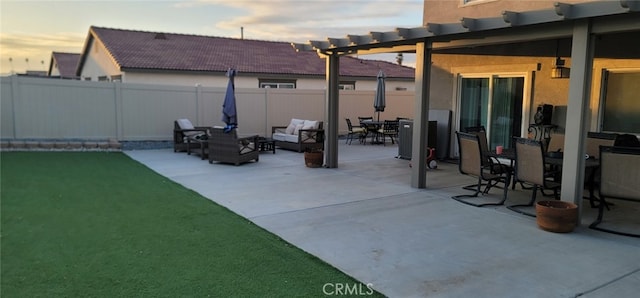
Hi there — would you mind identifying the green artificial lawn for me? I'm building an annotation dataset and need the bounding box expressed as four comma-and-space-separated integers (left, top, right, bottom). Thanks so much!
1, 152, 382, 297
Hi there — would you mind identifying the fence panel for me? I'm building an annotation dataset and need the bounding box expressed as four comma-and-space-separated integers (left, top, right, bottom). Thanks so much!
6, 77, 117, 139
121, 84, 200, 140
0, 76, 416, 141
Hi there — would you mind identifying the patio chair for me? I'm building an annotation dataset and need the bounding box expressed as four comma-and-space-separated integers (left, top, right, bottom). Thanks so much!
507, 137, 560, 217
208, 127, 259, 166
546, 132, 565, 153
461, 126, 514, 191
360, 121, 380, 145
173, 119, 209, 153
614, 134, 640, 147
358, 116, 373, 123
586, 132, 618, 158
377, 120, 399, 145
451, 132, 511, 207
582, 132, 618, 206
462, 126, 486, 133
589, 146, 640, 237
345, 118, 366, 145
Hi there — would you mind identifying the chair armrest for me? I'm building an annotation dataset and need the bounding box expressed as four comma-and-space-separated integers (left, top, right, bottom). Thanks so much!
272, 126, 287, 134
237, 135, 259, 154
298, 129, 325, 143
238, 135, 259, 143
175, 127, 208, 133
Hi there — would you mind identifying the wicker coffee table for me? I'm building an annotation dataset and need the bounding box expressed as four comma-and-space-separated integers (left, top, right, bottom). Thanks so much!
257, 137, 276, 154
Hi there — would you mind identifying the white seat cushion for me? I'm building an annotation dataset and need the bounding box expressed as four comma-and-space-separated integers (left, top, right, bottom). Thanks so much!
282, 133, 299, 143
303, 120, 319, 129
272, 132, 299, 143
177, 118, 205, 137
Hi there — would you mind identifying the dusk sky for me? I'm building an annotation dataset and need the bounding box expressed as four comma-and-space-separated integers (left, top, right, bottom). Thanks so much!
0, 0, 423, 75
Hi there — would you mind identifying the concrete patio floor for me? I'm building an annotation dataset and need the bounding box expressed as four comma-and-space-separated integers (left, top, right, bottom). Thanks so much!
125, 142, 640, 298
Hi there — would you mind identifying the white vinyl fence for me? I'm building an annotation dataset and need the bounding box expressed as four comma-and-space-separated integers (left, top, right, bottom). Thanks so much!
1, 75, 416, 141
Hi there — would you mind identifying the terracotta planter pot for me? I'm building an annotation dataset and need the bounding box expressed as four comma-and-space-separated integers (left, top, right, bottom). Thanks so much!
535, 201, 578, 233
304, 151, 323, 168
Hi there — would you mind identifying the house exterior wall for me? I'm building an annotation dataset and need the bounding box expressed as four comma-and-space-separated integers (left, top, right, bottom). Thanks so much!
79, 38, 121, 81
423, 0, 639, 148
49, 64, 61, 76
115, 70, 415, 91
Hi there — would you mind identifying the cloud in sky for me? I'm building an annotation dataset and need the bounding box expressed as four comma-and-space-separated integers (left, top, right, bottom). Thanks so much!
0, 0, 422, 74
208, 0, 422, 41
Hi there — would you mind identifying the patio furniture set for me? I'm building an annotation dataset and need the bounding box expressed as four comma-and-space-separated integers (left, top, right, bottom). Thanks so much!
452, 127, 640, 237
345, 117, 401, 146
173, 118, 325, 166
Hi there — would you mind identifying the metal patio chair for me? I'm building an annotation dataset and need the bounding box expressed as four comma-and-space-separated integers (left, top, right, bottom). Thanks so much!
452, 132, 511, 207
589, 146, 640, 237
507, 137, 560, 217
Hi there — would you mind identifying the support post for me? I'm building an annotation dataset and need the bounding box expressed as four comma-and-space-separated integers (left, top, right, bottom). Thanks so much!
411, 40, 433, 188
561, 19, 594, 222
325, 53, 340, 168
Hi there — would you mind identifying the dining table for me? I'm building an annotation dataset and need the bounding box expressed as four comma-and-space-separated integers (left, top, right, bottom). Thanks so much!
489, 148, 601, 206
360, 120, 385, 145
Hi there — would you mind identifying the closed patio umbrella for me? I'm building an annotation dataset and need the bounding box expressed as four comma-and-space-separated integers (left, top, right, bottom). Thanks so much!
221, 68, 237, 133
374, 69, 386, 121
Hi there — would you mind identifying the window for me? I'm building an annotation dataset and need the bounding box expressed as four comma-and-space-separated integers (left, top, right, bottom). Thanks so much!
259, 79, 296, 89
98, 76, 109, 81
601, 70, 640, 134
111, 75, 122, 82
339, 81, 355, 90
458, 75, 525, 149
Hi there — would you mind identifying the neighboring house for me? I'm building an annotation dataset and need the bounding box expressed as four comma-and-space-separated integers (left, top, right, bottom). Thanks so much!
75, 26, 415, 91
48, 52, 81, 79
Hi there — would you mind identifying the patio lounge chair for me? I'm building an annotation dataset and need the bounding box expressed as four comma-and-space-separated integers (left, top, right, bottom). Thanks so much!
208, 127, 259, 166
589, 146, 640, 237
452, 132, 510, 207
507, 137, 560, 217
173, 119, 209, 153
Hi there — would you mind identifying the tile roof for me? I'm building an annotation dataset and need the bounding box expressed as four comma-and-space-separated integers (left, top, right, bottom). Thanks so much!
88, 26, 415, 79
51, 52, 80, 78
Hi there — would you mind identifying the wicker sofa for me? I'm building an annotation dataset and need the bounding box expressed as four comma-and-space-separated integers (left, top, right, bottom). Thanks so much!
272, 119, 325, 152
208, 127, 259, 166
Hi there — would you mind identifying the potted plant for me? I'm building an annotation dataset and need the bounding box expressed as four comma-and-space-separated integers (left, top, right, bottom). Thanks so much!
304, 148, 324, 168
535, 200, 578, 233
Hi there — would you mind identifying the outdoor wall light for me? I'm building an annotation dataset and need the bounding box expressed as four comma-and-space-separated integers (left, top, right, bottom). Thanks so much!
551, 57, 570, 79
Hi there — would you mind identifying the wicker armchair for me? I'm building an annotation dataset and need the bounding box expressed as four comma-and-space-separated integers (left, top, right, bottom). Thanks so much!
173, 119, 209, 153
208, 127, 259, 166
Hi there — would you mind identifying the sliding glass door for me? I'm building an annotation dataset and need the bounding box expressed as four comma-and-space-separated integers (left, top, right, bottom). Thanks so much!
459, 75, 524, 149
